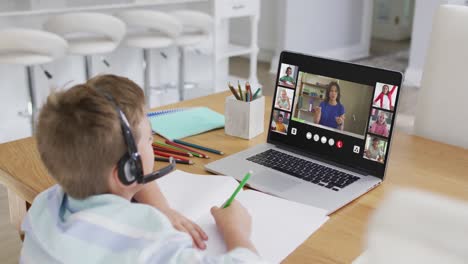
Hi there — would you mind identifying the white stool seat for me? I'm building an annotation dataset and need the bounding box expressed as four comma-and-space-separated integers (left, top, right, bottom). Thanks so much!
0, 28, 67, 65
175, 33, 206, 46
44, 12, 126, 79
117, 10, 183, 106
124, 33, 174, 49
67, 36, 118, 55
0, 28, 67, 133
44, 13, 126, 51
117, 10, 182, 50
0, 53, 53, 65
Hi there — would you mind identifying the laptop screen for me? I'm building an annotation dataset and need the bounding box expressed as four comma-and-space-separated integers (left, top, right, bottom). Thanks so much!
268, 51, 403, 178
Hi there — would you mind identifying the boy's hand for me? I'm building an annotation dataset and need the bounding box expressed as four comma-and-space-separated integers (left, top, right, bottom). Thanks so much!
163, 208, 208, 250
211, 200, 257, 253
211, 200, 252, 239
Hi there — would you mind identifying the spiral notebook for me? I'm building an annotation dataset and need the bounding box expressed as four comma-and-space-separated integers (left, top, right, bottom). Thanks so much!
147, 107, 225, 140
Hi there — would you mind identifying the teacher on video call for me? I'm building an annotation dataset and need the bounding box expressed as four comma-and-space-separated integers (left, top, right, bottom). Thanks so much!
313, 82, 346, 130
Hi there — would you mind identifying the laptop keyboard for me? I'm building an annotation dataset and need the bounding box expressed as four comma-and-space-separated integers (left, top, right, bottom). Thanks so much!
246, 149, 360, 191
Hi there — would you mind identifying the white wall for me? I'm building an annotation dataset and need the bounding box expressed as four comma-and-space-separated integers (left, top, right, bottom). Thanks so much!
405, 0, 442, 86
269, 0, 373, 72
231, 0, 374, 66
283, 0, 364, 54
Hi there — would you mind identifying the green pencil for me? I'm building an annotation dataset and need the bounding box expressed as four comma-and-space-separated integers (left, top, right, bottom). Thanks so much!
252, 88, 262, 99
222, 171, 252, 208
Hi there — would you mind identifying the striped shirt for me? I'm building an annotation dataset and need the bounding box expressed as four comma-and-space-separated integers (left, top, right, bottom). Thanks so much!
20, 185, 264, 264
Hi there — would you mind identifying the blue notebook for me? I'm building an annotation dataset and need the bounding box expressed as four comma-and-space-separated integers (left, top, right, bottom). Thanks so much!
148, 107, 225, 140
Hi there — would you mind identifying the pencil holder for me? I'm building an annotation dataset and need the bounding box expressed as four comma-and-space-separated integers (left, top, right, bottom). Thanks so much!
225, 95, 265, 139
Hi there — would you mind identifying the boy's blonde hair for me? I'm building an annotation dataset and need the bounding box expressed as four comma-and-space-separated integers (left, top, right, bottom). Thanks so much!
36, 75, 146, 199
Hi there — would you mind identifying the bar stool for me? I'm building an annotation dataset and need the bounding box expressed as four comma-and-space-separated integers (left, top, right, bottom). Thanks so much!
44, 12, 126, 80
0, 28, 68, 132
171, 10, 213, 101
117, 10, 182, 107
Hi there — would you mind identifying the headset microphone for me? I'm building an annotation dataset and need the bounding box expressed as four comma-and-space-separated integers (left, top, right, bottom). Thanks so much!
139, 157, 176, 184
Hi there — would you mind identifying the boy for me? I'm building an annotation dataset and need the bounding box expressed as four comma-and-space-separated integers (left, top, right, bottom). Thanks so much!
20, 75, 263, 263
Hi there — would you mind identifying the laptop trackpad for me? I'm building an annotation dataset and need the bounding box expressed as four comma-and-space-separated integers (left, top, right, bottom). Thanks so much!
249, 170, 300, 192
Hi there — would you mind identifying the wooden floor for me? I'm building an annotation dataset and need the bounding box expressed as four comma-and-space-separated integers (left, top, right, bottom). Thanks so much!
0, 40, 415, 262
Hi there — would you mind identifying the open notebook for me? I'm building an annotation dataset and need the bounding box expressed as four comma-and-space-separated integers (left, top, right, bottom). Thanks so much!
148, 107, 225, 140
157, 170, 329, 263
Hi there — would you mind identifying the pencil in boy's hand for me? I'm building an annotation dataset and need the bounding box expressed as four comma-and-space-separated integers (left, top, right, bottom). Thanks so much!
237, 81, 244, 101
153, 150, 191, 162
165, 140, 210, 158
228, 82, 241, 100
173, 139, 224, 155
222, 171, 252, 208
152, 145, 193, 157
154, 156, 193, 165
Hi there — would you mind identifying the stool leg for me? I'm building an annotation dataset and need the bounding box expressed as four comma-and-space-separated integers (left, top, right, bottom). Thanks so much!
84, 55, 93, 80
143, 49, 151, 107
177, 46, 185, 101
26, 66, 37, 133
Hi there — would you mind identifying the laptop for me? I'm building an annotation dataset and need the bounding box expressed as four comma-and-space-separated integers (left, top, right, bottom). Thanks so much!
205, 51, 403, 214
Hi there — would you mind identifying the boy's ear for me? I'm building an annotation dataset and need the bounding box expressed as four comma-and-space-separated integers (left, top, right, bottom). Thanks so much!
108, 165, 126, 193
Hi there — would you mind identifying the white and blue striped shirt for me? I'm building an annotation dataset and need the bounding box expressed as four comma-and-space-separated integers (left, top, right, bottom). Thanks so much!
20, 185, 263, 264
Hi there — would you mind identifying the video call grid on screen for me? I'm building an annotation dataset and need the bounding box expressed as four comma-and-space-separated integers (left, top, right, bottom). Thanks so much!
268, 52, 402, 178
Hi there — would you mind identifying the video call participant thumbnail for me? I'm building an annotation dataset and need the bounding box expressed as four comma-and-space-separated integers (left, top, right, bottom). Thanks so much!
275, 88, 293, 112
278, 64, 297, 88
373, 83, 398, 111
363, 135, 387, 164
368, 109, 392, 137
313, 82, 345, 130
271, 110, 290, 135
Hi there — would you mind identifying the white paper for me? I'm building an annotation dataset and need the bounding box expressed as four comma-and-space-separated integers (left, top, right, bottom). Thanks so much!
157, 170, 238, 220
157, 170, 329, 263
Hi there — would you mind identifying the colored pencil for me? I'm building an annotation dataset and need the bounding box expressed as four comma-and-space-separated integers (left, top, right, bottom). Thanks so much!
165, 140, 210, 159
152, 145, 193, 157
237, 81, 243, 101
222, 171, 252, 208
252, 88, 262, 99
155, 156, 193, 165
228, 82, 241, 100
173, 139, 224, 155
246, 82, 253, 101
153, 141, 193, 154
153, 150, 191, 162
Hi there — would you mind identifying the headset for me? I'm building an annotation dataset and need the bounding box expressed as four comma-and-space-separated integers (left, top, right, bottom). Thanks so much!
100, 92, 175, 185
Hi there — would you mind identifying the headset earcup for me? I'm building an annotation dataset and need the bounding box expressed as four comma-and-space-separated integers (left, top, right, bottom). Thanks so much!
117, 153, 136, 185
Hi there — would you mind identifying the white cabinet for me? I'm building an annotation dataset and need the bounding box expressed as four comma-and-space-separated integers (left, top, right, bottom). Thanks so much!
212, 0, 261, 90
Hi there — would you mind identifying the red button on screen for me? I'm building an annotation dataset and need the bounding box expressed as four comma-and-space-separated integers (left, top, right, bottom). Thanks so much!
336, 140, 343, 149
